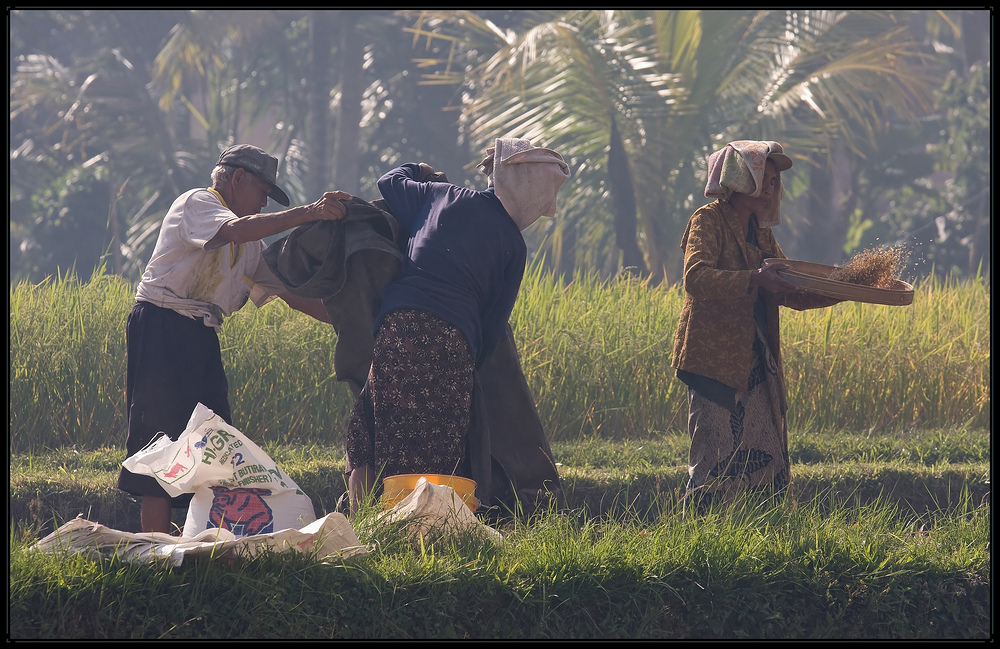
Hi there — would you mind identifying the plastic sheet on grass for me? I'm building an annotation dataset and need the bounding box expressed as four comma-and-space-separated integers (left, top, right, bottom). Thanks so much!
29, 512, 368, 566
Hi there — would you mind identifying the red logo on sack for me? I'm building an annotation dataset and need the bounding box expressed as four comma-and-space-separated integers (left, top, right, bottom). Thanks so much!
207, 486, 274, 535
161, 462, 189, 479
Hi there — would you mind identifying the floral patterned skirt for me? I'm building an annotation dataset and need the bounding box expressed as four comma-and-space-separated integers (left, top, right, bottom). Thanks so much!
344, 308, 474, 483
683, 321, 790, 515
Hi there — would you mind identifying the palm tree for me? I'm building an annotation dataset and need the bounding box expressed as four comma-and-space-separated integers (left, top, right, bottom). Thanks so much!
10, 9, 467, 283
403, 10, 659, 277
124, 10, 316, 272
10, 10, 189, 281
306, 10, 335, 199
402, 10, 937, 284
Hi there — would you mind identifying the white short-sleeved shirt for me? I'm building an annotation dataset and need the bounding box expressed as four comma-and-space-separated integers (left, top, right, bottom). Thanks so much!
135, 188, 285, 329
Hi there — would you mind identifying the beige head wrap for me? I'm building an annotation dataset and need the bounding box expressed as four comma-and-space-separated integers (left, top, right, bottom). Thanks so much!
477, 138, 571, 229
704, 140, 792, 227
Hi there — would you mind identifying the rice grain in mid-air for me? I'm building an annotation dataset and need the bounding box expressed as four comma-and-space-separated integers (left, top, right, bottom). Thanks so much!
829, 246, 905, 289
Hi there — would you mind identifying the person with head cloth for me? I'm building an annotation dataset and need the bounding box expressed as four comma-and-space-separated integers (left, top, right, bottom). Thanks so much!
343, 138, 571, 514
671, 140, 841, 515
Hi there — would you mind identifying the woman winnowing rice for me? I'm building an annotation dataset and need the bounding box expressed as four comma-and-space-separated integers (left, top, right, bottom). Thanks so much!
671, 140, 842, 515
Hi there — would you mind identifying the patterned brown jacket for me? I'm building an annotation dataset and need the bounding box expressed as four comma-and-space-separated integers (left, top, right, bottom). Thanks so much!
671, 200, 837, 407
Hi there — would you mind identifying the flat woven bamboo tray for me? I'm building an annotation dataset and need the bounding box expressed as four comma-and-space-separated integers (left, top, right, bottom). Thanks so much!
761, 258, 914, 306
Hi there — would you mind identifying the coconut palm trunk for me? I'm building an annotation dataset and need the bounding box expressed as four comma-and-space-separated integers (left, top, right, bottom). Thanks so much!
307, 10, 334, 200
607, 117, 647, 275
333, 12, 363, 196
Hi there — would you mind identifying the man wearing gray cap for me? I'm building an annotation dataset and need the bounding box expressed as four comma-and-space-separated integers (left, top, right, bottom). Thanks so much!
117, 144, 350, 533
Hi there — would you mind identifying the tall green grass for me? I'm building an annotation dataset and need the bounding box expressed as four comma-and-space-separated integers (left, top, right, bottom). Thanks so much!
780, 273, 990, 431
512, 264, 989, 438
9, 265, 989, 453
510, 267, 689, 440
10, 490, 990, 639
10, 268, 350, 453
10, 270, 134, 450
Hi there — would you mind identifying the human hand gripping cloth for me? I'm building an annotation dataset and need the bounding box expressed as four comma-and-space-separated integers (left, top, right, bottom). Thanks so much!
122, 403, 317, 537
478, 137, 571, 225
703, 140, 790, 227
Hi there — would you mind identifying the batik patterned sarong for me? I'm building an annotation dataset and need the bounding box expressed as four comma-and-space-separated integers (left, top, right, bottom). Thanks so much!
683, 321, 789, 515
345, 308, 474, 482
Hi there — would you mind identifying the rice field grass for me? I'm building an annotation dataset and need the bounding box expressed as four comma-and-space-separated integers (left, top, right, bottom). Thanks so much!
9, 426, 989, 538
10, 471, 989, 639
8, 267, 989, 639
9, 265, 990, 453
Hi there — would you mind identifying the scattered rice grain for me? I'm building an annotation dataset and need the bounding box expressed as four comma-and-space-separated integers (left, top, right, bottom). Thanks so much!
829, 246, 905, 289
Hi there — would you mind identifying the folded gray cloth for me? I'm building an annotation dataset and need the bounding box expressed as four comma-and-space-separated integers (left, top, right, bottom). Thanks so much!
264, 198, 402, 396
264, 197, 402, 299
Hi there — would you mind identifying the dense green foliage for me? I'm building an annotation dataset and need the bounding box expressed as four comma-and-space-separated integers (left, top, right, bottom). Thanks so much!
9, 266, 989, 454
9, 10, 991, 286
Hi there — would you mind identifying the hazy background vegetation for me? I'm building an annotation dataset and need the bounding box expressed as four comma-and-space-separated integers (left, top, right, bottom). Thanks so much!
9, 9, 990, 287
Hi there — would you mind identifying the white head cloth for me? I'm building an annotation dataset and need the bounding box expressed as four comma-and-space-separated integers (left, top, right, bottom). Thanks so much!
478, 138, 571, 228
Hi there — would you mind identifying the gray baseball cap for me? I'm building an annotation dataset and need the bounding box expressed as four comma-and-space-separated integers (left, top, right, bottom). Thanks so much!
217, 144, 291, 206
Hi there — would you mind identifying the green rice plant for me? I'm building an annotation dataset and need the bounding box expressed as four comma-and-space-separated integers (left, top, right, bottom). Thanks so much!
219, 301, 352, 445
9, 267, 358, 453
512, 263, 988, 439
780, 272, 990, 431
10, 267, 133, 452
9, 264, 988, 452
510, 265, 689, 441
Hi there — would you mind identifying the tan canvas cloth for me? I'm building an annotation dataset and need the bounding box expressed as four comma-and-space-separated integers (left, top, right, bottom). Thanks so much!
377, 478, 503, 544
479, 137, 571, 225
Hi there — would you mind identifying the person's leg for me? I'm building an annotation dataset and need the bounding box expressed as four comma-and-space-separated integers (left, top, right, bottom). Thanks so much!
344, 370, 380, 517
348, 464, 377, 517
118, 303, 226, 533
682, 388, 734, 516
119, 303, 183, 533
140, 494, 173, 533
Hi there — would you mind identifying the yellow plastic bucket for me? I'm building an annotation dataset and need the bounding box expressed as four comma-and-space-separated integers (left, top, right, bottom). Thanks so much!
381, 473, 478, 513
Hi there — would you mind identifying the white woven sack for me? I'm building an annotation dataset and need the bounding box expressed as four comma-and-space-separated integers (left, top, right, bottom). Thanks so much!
122, 403, 316, 537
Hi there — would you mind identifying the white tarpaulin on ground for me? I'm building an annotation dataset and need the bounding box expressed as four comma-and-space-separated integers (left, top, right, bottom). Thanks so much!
30, 479, 502, 565
33, 409, 502, 566
29, 513, 368, 566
